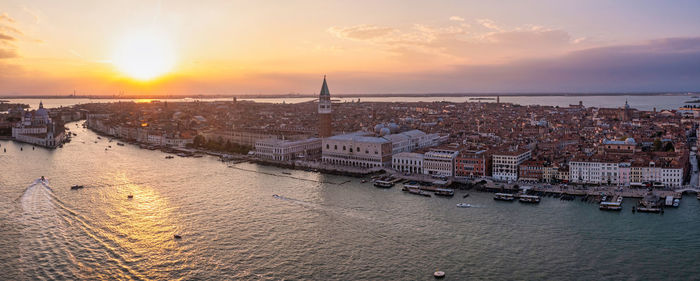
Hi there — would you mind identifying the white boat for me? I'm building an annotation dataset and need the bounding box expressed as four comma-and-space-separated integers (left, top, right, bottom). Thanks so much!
456, 203, 471, 208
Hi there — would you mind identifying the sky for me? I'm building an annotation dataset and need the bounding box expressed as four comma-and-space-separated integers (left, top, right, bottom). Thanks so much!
1, 0, 700, 96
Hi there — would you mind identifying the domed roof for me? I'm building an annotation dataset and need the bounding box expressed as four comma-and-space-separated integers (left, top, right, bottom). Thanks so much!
379, 127, 390, 136
625, 137, 636, 144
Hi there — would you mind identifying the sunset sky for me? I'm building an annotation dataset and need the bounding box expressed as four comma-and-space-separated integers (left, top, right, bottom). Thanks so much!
1, 0, 700, 96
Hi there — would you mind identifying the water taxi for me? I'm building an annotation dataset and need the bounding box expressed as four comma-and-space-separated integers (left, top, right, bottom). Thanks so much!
373, 180, 394, 188
518, 194, 541, 203
493, 193, 515, 201
456, 203, 471, 208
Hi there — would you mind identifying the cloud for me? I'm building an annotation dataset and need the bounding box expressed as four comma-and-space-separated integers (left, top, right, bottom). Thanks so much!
449, 16, 465, 22
328, 24, 396, 41
0, 48, 17, 58
328, 19, 585, 65
0, 32, 15, 41
0, 12, 15, 23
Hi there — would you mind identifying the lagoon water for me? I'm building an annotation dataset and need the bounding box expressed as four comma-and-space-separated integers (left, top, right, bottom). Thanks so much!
1, 123, 700, 280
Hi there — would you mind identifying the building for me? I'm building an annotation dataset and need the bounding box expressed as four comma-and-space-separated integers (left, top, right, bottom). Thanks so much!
382, 129, 441, 154
318, 76, 332, 138
392, 152, 424, 174
455, 150, 489, 178
255, 137, 322, 161
423, 149, 459, 177
600, 138, 636, 154
12, 102, 67, 148
518, 160, 545, 182
492, 149, 532, 181
322, 131, 392, 168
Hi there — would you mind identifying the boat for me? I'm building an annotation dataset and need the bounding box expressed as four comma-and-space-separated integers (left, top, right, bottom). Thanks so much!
673, 198, 680, 207
361, 179, 367, 183
494, 193, 515, 201
456, 203, 471, 208
403, 183, 421, 189
403, 187, 431, 197
434, 271, 445, 279
174, 234, 182, 239
272, 194, 281, 199
374, 180, 394, 188
462, 193, 470, 198
165, 155, 174, 159
117, 142, 125, 146
40, 176, 45, 181
127, 194, 134, 199
281, 172, 292, 175
519, 194, 541, 203
599, 201, 622, 211
70, 185, 84, 190
434, 188, 454, 197
636, 207, 662, 213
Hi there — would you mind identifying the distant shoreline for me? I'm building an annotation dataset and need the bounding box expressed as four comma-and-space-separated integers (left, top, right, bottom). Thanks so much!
0, 92, 697, 100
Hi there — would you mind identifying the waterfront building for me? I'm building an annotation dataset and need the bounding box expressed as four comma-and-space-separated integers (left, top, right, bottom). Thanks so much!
322, 131, 392, 168
492, 149, 532, 181
318, 76, 332, 138
518, 160, 545, 182
455, 150, 489, 178
255, 137, 322, 161
422, 149, 459, 177
392, 152, 424, 174
201, 128, 313, 148
569, 160, 620, 185
12, 102, 67, 148
382, 129, 441, 154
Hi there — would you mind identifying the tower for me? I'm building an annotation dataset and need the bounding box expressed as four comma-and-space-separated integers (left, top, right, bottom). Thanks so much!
318, 75, 332, 138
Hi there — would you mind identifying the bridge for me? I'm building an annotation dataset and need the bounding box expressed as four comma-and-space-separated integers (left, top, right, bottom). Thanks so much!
675, 188, 700, 194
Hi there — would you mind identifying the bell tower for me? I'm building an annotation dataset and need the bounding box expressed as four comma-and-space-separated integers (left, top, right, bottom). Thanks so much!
318, 75, 332, 138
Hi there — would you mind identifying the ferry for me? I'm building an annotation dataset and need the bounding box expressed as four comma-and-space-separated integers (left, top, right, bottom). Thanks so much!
518, 194, 541, 203
636, 207, 662, 213
403, 187, 431, 197
599, 201, 622, 211
374, 180, 394, 188
434, 188, 454, 197
494, 193, 515, 201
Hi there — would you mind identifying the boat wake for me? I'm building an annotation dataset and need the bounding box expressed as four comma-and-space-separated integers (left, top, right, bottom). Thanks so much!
18, 178, 145, 280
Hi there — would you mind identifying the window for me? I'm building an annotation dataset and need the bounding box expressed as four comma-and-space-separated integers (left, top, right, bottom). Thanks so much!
343, 146, 346, 151
334, 145, 337, 150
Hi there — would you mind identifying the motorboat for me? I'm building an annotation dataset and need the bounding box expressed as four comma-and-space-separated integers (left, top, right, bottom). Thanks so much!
117, 142, 125, 146
70, 185, 84, 190
165, 155, 174, 159
673, 198, 680, 207
272, 194, 281, 199
127, 195, 134, 199
456, 203, 471, 208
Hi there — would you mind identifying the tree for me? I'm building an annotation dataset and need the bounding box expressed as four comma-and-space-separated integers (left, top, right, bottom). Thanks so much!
653, 139, 662, 151
193, 135, 205, 147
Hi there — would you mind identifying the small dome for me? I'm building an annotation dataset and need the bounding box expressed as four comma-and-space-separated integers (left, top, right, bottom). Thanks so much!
374, 124, 385, 133
625, 137, 635, 144
379, 127, 390, 136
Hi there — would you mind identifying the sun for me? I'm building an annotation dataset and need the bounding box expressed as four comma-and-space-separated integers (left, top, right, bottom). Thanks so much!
113, 32, 176, 81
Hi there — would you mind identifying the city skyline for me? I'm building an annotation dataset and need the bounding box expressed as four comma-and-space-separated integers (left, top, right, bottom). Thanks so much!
1, 0, 700, 96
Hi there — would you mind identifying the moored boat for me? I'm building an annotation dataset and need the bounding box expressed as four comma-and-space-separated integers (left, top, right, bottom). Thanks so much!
518, 194, 541, 203
434, 188, 454, 197
494, 193, 515, 201
374, 180, 394, 188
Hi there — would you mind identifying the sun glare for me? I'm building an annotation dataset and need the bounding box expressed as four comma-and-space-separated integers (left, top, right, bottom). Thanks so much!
113, 32, 176, 81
